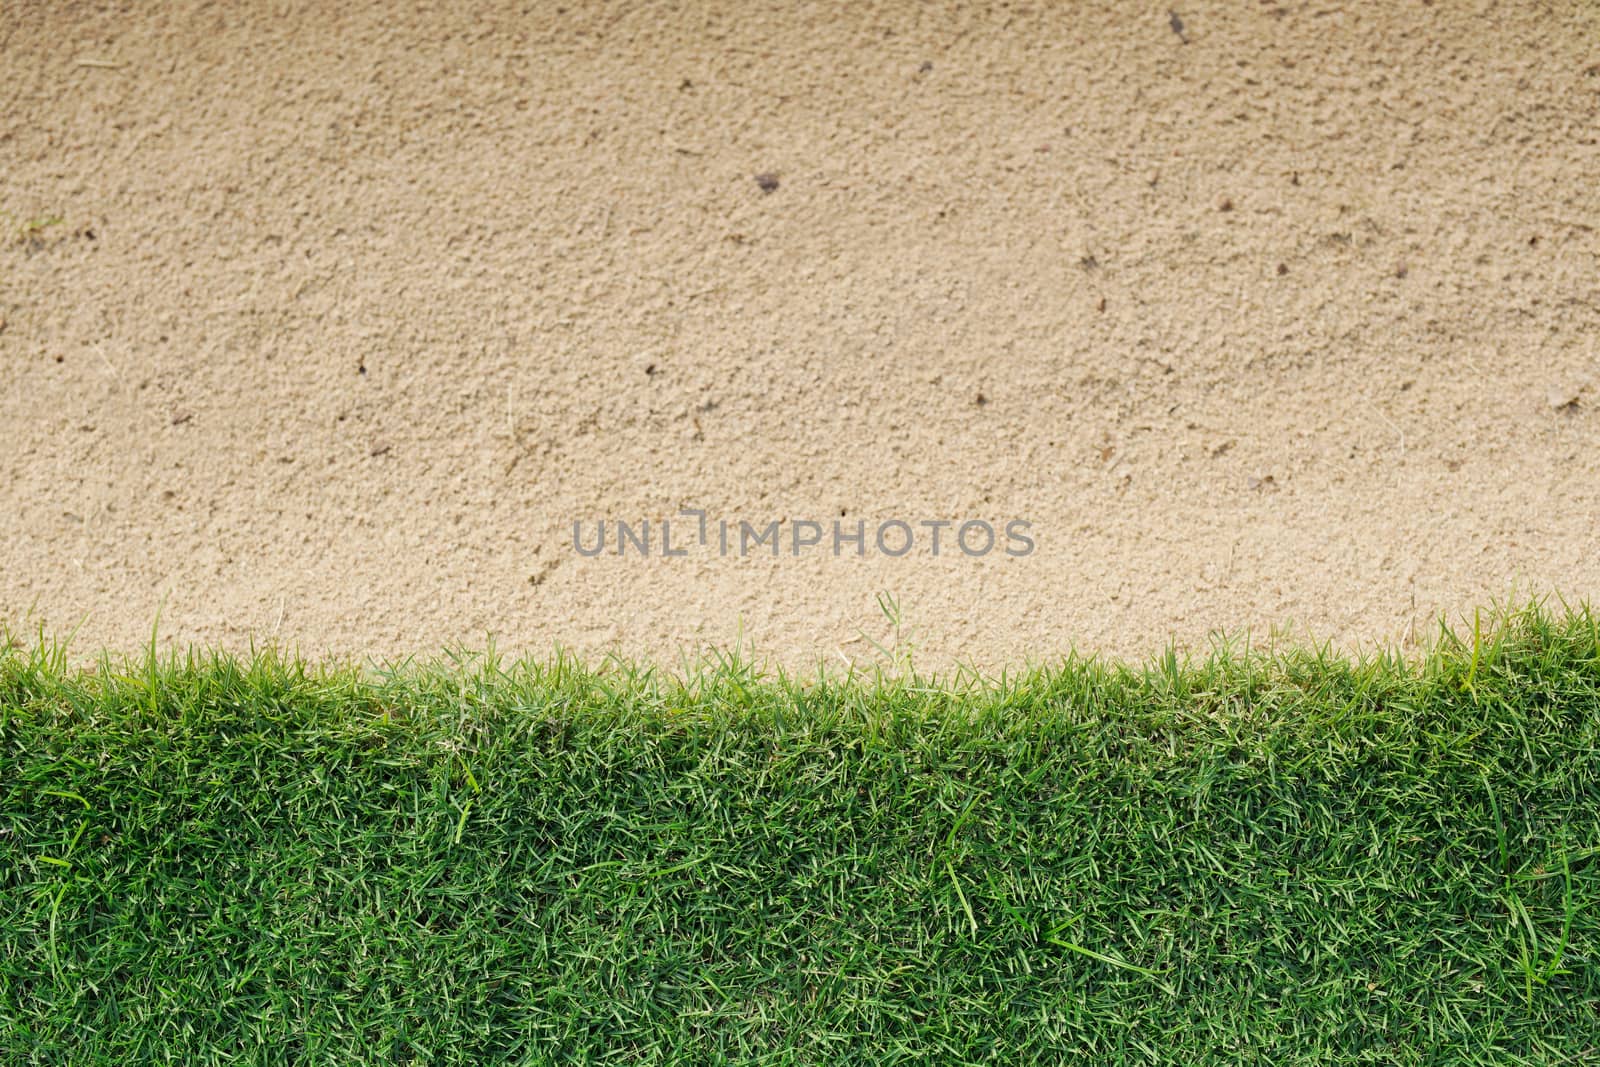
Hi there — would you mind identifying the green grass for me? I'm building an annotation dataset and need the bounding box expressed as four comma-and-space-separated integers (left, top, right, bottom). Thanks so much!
3, 603, 1599, 1064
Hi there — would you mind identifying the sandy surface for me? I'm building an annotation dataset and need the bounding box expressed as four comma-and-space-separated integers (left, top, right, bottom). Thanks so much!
3, 1, 1598, 673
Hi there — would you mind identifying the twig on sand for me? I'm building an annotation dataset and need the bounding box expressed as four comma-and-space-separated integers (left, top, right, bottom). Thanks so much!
1372, 406, 1407, 455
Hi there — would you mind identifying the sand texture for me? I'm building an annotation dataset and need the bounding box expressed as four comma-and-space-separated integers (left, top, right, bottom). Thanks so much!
4, 1, 1599, 671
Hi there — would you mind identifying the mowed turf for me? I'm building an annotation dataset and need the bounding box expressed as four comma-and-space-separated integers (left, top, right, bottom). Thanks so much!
3, 606, 1599, 1064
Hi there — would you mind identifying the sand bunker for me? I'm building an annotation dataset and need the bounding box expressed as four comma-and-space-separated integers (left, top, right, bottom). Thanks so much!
4, 1, 1598, 671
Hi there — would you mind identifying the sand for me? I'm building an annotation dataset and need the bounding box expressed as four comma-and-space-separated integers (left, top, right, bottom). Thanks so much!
3, 1, 1598, 673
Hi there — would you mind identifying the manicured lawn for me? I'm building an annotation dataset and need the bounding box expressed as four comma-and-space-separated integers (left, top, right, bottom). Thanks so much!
3, 606, 1598, 1063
